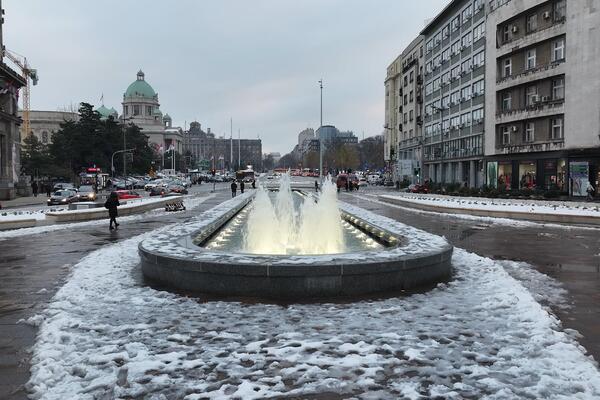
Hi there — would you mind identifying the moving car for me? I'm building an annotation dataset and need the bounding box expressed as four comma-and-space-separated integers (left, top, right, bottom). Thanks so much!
358, 177, 368, 187
149, 186, 168, 196
115, 190, 142, 200
167, 184, 188, 194
53, 182, 76, 192
47, 189, 78, 206
77, 185, 97, 201
407, 184, 429, 194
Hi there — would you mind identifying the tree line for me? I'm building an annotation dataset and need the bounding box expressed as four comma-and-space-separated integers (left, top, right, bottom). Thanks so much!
21, 103, 156, 180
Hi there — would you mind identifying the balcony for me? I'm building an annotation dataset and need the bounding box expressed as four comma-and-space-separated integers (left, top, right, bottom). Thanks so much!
399, 136, 422, 150
496, 59, 565, 90
497, 19, 566, 57
496, 99, 564, 124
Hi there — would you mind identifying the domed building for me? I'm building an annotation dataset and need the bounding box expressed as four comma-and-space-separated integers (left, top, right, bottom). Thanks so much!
95, 105, 118, 120
121, 70, 182, 161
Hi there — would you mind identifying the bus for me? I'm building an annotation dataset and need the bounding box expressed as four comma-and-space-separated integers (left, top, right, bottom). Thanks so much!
236, 167, 255, 183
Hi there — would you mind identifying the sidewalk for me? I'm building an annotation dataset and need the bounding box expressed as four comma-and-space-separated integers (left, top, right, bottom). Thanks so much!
0, 195, 48, 209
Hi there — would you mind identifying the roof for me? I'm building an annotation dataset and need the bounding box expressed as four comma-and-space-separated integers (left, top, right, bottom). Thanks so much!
96, 105, 117, 118
124, 70, 156, 98
420, 0, 463, 35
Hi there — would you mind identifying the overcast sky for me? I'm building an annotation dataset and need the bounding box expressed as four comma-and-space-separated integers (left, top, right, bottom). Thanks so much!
5, 0, 448, 154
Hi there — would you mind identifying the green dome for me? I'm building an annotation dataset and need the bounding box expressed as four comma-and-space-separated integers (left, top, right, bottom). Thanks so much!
96, 105, 116, 119
124, 70, 156, 98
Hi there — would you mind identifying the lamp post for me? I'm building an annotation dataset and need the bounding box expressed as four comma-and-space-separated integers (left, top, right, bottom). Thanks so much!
318, 79, 323, 181
431, 105, 445, 183
121, 116, 134, 189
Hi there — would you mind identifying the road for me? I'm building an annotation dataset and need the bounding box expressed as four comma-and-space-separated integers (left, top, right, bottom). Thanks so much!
1, 182, 599, 398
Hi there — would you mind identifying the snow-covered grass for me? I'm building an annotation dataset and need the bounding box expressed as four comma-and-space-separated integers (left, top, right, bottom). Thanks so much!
0, 194, 214, 241
25, 204, 600, 399
381, 193, 600, 217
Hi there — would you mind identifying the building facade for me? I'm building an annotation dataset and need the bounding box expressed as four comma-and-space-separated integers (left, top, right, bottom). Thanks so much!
421, 0, 487, 187
298, 128, 315, 154
18, 110, 79, 145
397, 36, 425, 184
384, 54, 401, 178
0, 0, 27, 200
484, 0, 600, 196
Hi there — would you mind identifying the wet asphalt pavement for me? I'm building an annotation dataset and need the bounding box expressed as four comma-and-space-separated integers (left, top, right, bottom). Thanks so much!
1, 185, 599, 399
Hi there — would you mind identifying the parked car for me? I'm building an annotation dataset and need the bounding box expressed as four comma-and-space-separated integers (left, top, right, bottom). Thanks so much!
167, 184, 188, 194
383, 177, 394, 187
77, 185, 97, 201
47, 189, 78, 205
407, 184, 429, 194
115, 190, 142, 200
358, 178, 368, 187
53, 182, 75, 192
149, 186, 168, 196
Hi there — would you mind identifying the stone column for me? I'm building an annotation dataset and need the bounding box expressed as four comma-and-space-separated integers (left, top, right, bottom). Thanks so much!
469, 160, 476, 188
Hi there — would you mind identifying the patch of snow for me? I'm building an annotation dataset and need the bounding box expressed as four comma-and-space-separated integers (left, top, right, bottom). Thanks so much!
17, 314, 44, 327
26, 213, 600, 399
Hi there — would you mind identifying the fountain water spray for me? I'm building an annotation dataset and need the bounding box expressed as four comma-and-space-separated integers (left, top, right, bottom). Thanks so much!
243, 174, 345, 255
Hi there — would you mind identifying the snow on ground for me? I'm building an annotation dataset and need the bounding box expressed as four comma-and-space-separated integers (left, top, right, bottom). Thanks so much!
0, 194, 214, 241
355, 194, 600, 232
26, 208, 600, 399
380, 193, 600, 218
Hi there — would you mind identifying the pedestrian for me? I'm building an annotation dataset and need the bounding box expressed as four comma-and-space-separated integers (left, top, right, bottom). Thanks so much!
231, 180, 238, 198
104, 191, 120, 230
587, 182, 595, 201
315, 180, 319, 192
252, 180, 256, 189
45, 183, 52, 197
240, 180, 245, 194
31, 180, 38, 197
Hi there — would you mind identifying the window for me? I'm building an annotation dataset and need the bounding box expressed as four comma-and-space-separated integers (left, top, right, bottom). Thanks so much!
461, 59, 472, 74
551, 117, 563, 139
426, 61, 432, 74
409, 90, 414, 102
502, 126, 511, 145
442, 47, 451, 62
526, 85, 538, 106
442, 119, 450, 132
404, 94, 408, 105
472, 107, 484, 122
124, 105, 129, 115
425, 125, 432, 137
41, 131, 48, 144
554, 0, 566, 21
451, 40, 460, 55
503, 58, 512, 77
441, 71, 450, 85
502, 92, 512, 111
451, 65, 460, 80
526, 48, 537, 70
461, 85, 472, 100
146, 106, 152, 115
474, 0, 484, 11
434, 32, 442, 46
473, 51, 485, 67
462, 5, 473, 23
404, 76, 408, 87
442, 95, 450, 109
450, 116, 460, 128
409, 110, 414, 121
404, 113, 408, 124
410, 71, 414, 82
433, 55, 441, 68
526, 14, 537, 33
460, 112, 471, 127
525, 122, 535, 142
502, 25, 510, 43
473, 22, 485, 41
552, 77, 565, 100
451, 91, 460, 105
472, 79, 484, 96
552, 38, 565, 61
433, 78, 441, 91
442, 25, 450, 39
133, 105, 140, 116
451, 16, 460, 31
461, 32, 472, 48
426, 39, 433, 53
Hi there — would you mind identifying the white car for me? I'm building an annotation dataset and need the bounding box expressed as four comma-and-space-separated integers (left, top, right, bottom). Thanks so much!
358, 178, 368, 187
144, 180, 163, 191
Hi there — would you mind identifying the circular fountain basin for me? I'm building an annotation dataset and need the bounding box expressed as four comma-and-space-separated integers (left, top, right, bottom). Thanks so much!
139, 192, 453, 299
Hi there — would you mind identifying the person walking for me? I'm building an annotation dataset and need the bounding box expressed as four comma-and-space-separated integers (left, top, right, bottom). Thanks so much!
31, 181, 38, 197
315, 180, 319, 192
45, 183, 52, 197
587, 182, 595, 201
252, 180, 256, 189
104, 191, 120, 230
240, 180, 245, 194
231, 180, 238, 198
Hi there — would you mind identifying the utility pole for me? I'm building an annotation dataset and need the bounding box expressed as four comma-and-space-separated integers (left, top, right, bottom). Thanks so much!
122, 117, 127, 188
319, 79, 323, 180
230, 117, 233, 172
238, 128, 241, 170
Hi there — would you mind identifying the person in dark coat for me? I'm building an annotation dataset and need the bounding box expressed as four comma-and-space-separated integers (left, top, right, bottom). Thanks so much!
45, 183, 52, 197
252, 180, 256, 189
104, 191, 120, 230
231, 181, 238, 198
31, 181, 38, 197
240, 180, 245, 194
315, 180, 319, 192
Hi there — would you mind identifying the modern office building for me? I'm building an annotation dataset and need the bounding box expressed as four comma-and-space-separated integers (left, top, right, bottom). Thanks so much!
316, 125, 358, 145
421, 0, 487, 187
396, 36, 425, 184
484, 0, 600, 196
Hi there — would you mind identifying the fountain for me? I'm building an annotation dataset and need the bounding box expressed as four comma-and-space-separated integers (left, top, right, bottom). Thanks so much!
139, 174, 453, 299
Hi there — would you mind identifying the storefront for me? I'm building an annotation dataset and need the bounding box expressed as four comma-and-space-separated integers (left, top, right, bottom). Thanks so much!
568, 149, 600, 197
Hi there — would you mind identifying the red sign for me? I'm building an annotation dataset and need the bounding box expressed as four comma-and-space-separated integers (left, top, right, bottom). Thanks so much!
87, 167, 101, 172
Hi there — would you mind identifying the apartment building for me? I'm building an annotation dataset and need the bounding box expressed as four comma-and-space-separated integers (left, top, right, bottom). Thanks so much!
384, 55, 402, 179
421, 0, 487, 187
484, 0, 600, 196
396, 36, 425, 184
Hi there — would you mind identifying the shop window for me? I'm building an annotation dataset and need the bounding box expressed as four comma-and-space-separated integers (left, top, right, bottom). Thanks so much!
519, 162, 537, 189
498, 163, 513, 190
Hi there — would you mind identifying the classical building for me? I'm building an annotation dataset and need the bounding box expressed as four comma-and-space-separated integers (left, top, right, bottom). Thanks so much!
0, 1, 27, 200
384, 54, 401, 178
397, 36, 425, 184
18, 110, 79, 145
121, 70, 183, 157
484, 0, 600, 196
421, 0, 487, 187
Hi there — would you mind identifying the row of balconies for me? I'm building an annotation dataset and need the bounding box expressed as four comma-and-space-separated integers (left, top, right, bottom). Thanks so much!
496, 59, 565, 85
495, 97, 564, 120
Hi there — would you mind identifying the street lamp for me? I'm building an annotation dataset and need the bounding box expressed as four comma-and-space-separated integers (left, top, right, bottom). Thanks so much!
431, 105, 445, 183
121, 116, 134, 189
318, 79, 323, 181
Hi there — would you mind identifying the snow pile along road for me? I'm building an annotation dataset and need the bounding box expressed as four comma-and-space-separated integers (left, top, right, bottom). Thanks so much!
25, 208, 600, 398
